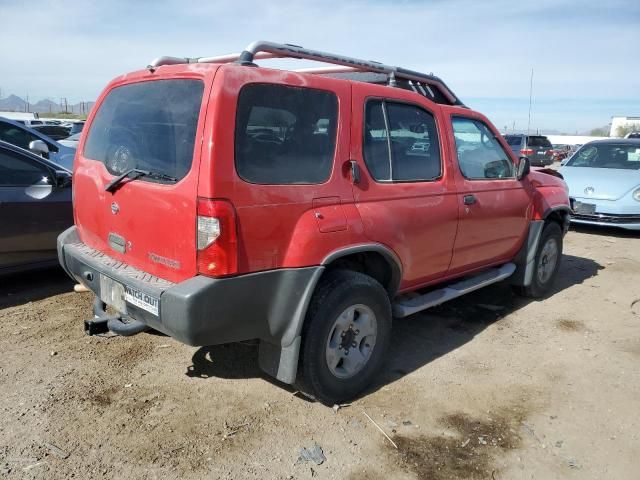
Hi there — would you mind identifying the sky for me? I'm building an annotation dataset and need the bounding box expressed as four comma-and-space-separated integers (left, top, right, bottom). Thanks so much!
0, 0, 638, 132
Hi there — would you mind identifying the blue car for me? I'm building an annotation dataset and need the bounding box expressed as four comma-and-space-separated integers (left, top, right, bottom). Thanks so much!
559, 139, 640, 231
0, 117, 76, 170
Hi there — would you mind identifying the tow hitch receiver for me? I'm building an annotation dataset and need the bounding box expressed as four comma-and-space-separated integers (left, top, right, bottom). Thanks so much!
85, 297, 149, 337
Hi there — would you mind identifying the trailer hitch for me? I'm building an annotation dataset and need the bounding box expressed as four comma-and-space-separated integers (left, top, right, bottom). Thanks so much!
85, 297, 149, 337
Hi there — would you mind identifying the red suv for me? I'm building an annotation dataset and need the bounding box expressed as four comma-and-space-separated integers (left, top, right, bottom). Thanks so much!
58, 41, 571, 403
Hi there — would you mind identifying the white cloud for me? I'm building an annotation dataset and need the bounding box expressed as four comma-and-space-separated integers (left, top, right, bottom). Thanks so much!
0, 0, 638, 129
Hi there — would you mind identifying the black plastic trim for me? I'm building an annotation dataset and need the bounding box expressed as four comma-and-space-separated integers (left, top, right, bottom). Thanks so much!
322, 243, 403, 296
543, 205, 572, 234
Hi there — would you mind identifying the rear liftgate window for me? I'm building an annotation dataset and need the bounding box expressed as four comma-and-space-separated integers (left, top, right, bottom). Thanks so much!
235, 84, 338, 184
84, 79, 204, 182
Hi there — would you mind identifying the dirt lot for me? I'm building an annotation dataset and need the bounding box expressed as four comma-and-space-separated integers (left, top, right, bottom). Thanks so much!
1, 225, 638, 479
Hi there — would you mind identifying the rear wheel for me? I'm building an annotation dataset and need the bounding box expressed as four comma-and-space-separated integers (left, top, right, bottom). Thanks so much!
515, 221, 563, 298
297, 269, 392, 404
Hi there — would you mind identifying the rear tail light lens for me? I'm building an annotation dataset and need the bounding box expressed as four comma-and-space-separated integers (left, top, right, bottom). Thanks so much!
520, 148, 534, 156
196, 198, 237, 277
546, 149, 554, 156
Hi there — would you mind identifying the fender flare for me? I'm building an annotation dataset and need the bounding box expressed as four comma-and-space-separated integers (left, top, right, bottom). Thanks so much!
321, 243, 403, 297
543, 205, 572, 234
258, 243, 403, 385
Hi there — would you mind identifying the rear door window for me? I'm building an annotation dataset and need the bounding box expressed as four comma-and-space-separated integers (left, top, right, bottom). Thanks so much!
504, 135, 522, 146
363, 100, 441, 182
84, 79, 204, 181
235, 84, 338, 185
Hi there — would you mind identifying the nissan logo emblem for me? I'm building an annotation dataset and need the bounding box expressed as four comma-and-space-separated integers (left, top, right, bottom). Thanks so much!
111, 202, 120, 215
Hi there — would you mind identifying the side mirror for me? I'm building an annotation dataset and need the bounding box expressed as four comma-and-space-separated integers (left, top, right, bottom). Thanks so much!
560, 159, 568, 167
516, 157, 530, 180
54, 170, 72, 188
29, 139, 49, 157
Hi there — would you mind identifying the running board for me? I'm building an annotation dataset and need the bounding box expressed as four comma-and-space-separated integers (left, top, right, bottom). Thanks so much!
392, 263, 516, 318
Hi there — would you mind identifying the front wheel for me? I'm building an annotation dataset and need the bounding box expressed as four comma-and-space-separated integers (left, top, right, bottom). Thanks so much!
515, 221, 563, 298
297, 270, 392, 404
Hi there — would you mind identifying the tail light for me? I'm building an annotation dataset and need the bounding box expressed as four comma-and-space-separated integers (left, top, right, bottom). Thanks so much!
546, 149, 554, 156
196, 198, 237, 277
520, 148, 534, 156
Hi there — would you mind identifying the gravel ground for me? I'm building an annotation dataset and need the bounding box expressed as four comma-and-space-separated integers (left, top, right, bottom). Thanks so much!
0, 224, 638, 479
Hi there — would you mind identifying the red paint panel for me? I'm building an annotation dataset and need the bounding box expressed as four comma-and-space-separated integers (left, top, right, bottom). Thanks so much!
73, 66, 217, 283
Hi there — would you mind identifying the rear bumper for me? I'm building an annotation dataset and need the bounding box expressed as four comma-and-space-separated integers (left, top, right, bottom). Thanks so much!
529, 157, 553, 167
57, 226, 323, 348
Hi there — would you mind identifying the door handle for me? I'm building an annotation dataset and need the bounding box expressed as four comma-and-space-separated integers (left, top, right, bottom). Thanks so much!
463, 194, 476, 205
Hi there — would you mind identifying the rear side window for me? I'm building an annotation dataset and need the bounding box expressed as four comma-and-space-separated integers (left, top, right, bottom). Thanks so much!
363, 100, 441, 182
235, 84, 338, 185
527, 136, 552, 148
504, 135, 522, 146
84, 79, 204, 181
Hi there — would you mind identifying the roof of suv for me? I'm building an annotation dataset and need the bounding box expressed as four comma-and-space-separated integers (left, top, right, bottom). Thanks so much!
144, 40, 465, 108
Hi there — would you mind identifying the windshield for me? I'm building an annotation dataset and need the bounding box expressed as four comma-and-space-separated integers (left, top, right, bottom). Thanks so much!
565, 143, 640, 170
84, 79, 204, 181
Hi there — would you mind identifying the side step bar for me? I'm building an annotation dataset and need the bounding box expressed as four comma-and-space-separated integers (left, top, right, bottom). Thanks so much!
392, 263, 516, 318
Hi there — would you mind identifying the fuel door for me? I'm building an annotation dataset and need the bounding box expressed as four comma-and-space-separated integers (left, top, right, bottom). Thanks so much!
312, 196, 347, 233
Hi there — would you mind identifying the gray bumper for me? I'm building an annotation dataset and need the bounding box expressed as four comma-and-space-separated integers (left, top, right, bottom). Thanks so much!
57, 226, 323, 382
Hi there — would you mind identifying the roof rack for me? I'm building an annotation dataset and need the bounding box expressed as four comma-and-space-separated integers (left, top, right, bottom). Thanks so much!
148, 40, 464, 107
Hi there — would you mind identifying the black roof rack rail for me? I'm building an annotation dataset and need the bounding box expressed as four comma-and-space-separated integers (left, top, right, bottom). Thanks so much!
148, 40, 465, 107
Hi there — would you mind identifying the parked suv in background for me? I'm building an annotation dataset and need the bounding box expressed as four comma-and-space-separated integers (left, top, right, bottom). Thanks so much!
58, 41, 571, 403
504, 134, 554, 166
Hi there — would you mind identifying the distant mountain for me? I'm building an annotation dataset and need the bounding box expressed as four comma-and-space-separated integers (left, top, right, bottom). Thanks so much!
32, 98, 59, 113
0, 94, 94, 115
0, 94, 28, 112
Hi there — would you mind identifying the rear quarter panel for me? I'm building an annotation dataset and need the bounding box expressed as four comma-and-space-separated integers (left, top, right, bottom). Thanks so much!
200, 65, 368, 274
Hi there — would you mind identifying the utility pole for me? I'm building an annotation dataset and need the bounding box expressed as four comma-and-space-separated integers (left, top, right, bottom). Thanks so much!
25, 94, 30, 113
527, 68, 533, 136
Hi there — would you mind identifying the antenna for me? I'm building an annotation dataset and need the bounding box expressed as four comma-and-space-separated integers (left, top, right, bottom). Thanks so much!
527, 68, 533, 136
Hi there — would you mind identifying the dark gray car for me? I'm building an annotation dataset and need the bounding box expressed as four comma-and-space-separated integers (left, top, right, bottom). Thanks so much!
504, 134, 554, 166
0, 117, 76, 170
0, 141, 73, 274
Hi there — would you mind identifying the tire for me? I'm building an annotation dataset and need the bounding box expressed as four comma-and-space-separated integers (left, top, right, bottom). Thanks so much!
297, 269, 392, 404
515, 221, 563, 298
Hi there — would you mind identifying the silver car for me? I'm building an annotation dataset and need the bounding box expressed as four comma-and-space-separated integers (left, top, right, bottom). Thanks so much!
559, 139, 640, 230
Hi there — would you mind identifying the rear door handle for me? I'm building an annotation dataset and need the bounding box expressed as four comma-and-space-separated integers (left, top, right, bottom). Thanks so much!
463, 195, 476, 205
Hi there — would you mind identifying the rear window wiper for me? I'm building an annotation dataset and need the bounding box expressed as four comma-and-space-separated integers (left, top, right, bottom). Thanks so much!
105, 168, 177, 193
